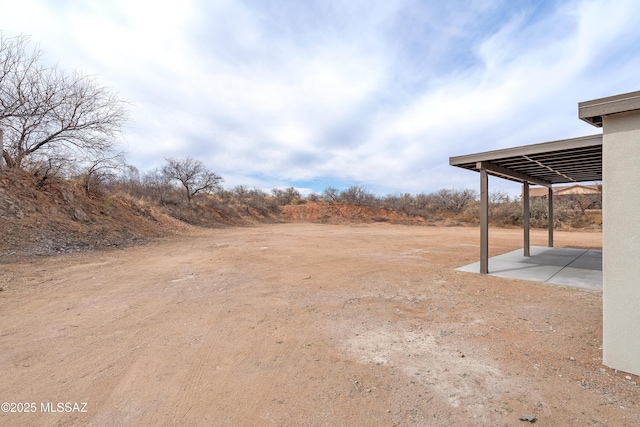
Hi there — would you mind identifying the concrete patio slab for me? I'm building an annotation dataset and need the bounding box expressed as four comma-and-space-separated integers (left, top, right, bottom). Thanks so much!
456, 246, 602, 291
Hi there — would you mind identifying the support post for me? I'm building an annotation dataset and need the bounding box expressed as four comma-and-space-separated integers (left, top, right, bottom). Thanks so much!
548, 186, 554, 247
0, 128, 3, 172
523, 181, 530, 257
479, 164, 489, 274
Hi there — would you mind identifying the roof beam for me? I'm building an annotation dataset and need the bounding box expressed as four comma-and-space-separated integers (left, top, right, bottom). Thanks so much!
476, 161, 552, 187
522, 155, 576, 183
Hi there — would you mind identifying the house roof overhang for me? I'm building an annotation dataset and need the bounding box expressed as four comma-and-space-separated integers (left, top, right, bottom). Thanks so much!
449, 134, 602, 187
579, 90, 640, 127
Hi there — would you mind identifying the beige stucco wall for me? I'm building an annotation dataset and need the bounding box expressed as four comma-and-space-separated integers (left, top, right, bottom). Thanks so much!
602, 110, 640, 375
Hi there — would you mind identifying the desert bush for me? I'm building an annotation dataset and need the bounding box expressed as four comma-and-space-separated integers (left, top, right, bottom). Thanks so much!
245, 188, 279, 216
111, 166, 147, 200
307, 193, 321, 203
318, 185, 378, 206
382, 193, 413, 215
203, 193, 232, 210
557, 193, 601, 212
272, 187, 301, 206
381, 189, 479, 220
321, 186, 340, 204
382, 192, 436, 217
98, 169, 601, 230
141, 168, 176, 204
231, 186, 279, 216
489, 200, 522, 226
23, 152, 72, 189
76, 152, 128, 195
431, 188, 477, 214
339, 185, 377, 206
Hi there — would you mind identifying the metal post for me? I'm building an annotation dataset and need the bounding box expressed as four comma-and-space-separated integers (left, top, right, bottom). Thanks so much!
548, 186, 554, 247
523, 181, 530, 257
479, 164, 489, 274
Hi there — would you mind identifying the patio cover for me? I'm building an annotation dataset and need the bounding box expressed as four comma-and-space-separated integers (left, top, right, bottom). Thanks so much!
449, 134, 602, 273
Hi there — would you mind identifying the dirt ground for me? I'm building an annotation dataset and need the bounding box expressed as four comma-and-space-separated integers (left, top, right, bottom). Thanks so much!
0, 223, 637, 426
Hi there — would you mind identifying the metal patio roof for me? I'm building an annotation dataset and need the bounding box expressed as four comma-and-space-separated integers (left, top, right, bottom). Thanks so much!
449, 134, 602, 187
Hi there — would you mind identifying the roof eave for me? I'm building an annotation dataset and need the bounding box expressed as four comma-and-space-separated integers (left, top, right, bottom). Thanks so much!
579, 90, 640, 128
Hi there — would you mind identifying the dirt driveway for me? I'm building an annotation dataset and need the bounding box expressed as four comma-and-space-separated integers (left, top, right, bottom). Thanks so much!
0, 223, 637, 426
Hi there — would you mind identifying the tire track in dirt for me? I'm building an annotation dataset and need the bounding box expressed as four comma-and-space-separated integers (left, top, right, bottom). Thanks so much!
166, 303, 228, 425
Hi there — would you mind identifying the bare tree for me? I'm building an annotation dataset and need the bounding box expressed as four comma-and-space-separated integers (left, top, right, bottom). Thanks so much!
161, 157, 223, 203
143, 168, 173, 204
384, 193, 414, 214
232, 185, 251, 199
1, 34, 42, 121
23, 147, 73, 188
432, 188, 477, 214
0, 34, 128, 169
77, 151, 127, 195
322, 186, 340, 204
339, 185, 376, 206
489, 190, 511, 204
271, 187, 301, 205
233, 186, 276, 215
413, 193, 431, 210
0, 34, 42, 170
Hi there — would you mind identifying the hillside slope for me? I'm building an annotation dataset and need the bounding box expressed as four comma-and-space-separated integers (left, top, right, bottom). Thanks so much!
282, 203, 428, 224
0, 171, 176, 262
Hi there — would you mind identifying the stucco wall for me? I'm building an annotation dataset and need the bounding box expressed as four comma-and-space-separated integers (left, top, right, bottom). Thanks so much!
602, 111, 640, 375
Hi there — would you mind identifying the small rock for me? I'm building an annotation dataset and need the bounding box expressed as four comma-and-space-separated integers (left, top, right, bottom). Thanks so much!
625, 375, 632, 380
519, 414, 537, 422
569, 357, 576, 361
73, 207, 90, 222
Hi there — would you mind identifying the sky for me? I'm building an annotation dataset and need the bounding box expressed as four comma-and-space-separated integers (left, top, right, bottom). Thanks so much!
2, 0, 640, 197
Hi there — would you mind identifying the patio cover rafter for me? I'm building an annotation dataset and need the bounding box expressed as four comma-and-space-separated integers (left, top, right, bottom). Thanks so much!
476, 161, 551, 188
449, 134, 603, 185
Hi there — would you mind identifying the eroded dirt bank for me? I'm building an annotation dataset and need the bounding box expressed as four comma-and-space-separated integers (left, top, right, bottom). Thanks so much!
1, 223, 636, 426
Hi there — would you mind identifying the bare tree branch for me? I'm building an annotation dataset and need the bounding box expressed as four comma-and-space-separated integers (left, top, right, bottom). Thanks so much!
78, 151, 128, 195
1, 34, 129, 169
161, 157, 223, 203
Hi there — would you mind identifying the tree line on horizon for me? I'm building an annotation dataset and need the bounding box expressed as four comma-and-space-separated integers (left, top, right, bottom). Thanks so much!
103, 166, 600, 229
